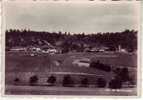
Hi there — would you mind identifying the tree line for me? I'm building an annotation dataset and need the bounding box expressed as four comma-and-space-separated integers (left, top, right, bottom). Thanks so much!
6, 29, 137, 52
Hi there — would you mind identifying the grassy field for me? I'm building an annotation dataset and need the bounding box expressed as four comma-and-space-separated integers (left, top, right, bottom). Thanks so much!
5, 51, 137, 72
5, 51, 137, 95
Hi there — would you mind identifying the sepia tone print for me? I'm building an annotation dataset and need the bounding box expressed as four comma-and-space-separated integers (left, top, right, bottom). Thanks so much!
4, 1, 140, 95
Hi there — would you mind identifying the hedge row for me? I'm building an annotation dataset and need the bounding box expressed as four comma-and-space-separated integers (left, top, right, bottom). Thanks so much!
13, 75, 127, 89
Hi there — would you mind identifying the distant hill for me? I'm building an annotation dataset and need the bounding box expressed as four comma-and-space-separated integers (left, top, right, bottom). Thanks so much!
6, 29, 137, 52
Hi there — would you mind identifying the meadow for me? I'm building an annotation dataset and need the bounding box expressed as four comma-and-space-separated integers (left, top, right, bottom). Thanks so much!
5, 51, 137, 95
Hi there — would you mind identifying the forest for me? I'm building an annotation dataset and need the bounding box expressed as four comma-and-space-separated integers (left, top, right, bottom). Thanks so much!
6, 29, 137, 52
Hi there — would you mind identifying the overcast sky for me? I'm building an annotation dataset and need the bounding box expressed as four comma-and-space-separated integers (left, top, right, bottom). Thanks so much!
4, 2, 140, 34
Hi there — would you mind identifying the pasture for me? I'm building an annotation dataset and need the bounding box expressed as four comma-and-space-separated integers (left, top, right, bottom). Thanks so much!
5, 51, 137, 95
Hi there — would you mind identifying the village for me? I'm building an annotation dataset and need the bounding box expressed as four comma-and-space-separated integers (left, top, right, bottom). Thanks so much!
4, 1, 139, 95
7, 42, 130, 55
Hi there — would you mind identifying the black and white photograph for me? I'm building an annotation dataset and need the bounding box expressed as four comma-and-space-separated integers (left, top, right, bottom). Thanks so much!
3, 0, 141, 96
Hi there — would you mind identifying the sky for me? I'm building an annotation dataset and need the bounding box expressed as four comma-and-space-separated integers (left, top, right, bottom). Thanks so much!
4, 2, 140, 34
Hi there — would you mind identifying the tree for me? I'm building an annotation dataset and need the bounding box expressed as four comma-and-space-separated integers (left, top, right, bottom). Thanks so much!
6, 29, 137, 52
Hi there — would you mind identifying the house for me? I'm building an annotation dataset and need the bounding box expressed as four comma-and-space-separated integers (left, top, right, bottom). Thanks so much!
72, 58, 90, 67
117, 45, 128, 53
27, 46, 41, 52
10, 46, 27, 51
41, 45, 58, 54
85, 45, 109, 52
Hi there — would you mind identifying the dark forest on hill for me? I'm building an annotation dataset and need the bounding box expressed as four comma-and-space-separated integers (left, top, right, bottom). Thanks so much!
5, 29, 137, 52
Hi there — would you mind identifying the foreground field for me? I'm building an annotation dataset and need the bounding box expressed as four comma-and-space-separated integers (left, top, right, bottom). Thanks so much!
5, 85, 137, 95
5, 51, 137, 95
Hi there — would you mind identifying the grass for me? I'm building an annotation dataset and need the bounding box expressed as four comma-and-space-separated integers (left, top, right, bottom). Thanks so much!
5, 51, 137, 95
5, 85, 137, 95
5, 51, 137, 87
5, 51, 137, 72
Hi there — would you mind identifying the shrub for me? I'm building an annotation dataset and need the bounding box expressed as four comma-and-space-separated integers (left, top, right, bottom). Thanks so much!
14, 78, 20, 82
113, 67, 130, 82
120, 67, 130, 82
14, 78, 20, 85
80, 78, 89, 87
29, 75, 38, 86
47, 75, 56, 86
90, 60, 111, 72
96, 77, 107, 88
113, 67, 122, 75
62, 75, 74, 87
109, 78, 122, 89
100, 64, 111, 72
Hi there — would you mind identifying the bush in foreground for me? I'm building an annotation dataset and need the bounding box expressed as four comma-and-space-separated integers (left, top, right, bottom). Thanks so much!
14, 77, 20, 85
14, 78, 20, 82
80, 78, 89, 87
109, 77, 122, 89
29, 75, 38, 86
47, 75, 56, 86
62, 75, 74, 87
113, 67, 130, 83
